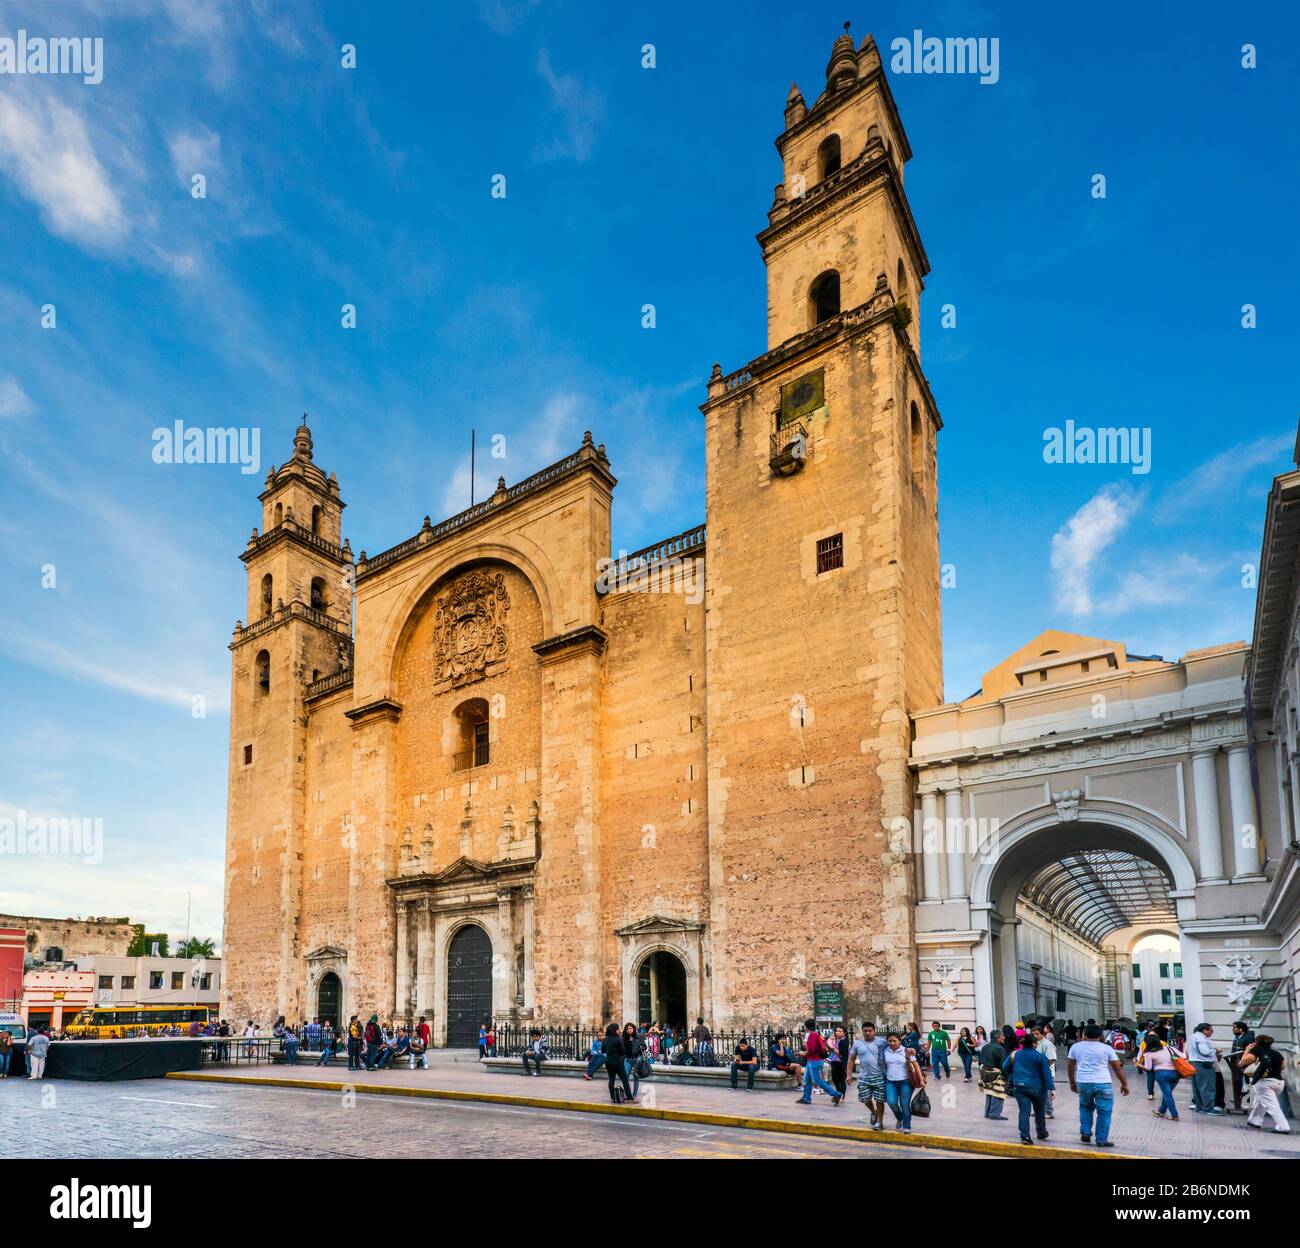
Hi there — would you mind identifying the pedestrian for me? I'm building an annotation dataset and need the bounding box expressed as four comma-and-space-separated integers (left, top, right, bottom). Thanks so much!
363, 1014, 382, 1070
1067, 1022, 1129, 1147
1225, 1020, 1256, 1112
621, 1022, 646, 1098
828, 1024, 850, 1097
409, 1028, 428, 1070
1136, 1026, 1159, 1100
902, 1022, 924, 1069
0, 1028, 12, 1078
1064, 1019, 1078, 1045
1003, 1032, 1054, 1145
846, 1020, 888, 1129
882, 1032, 921, 1133
284, 1025, 299, 1066
602, 1022, 633, 1103
1032, 1026, 1057, 1117
346, 1015, 362, 1070
978, 1029, 1009, 1120
974, 1025, 988, 1048
316, 1022, 335, 1066
26, 1027, 51, 1079
521, 1027, 549, 1076
956, 1027, 977, 1081
1240, 1035, 1291, 1134
795, 1017, 842, 1106
1137, 1033, 1186, 1121
730, 1037, 760, 1090
478, 1023, 488, 1060
927, 1022, 951, 1080
417, 1016, 431, 1053
1186, 1024, 1223, 1115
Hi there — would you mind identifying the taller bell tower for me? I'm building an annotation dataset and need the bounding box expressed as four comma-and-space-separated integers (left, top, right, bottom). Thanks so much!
701, 27, 942, 1028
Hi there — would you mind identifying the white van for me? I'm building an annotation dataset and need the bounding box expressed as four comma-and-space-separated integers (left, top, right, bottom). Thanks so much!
0, 1012, 26, 1050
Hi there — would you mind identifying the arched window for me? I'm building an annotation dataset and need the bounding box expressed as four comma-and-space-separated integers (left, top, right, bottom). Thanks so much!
809, 270, 840, 327
867, 122, 882, 146
311, 505, 322, 537
274, 502, 283, 527
817, 134, 841, 181
897, 258, 908, 300
254, 649, 270, 696
260, 574, 273, 618
910, 402, 924, 478
453, 697, 490, 770
310, 576, 327, 611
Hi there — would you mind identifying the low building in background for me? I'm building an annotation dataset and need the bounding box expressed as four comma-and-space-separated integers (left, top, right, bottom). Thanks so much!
0, 913, 139, 964
77, 955, 222, 1013
21, 968, 95, 1030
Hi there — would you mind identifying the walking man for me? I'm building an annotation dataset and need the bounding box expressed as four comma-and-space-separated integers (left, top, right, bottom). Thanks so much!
846, 1021, 888, 1129
26, 1027, 50, 1080
927, 1022, 951, 1080
1067, 1022, 1130, 1148
795, 1019, 842, 1106
1187, 1024, 1223, 1115
1225, 1020, 1255, 1112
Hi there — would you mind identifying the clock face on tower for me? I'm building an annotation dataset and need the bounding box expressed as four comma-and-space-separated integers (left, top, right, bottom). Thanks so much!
779, 368, 825, 428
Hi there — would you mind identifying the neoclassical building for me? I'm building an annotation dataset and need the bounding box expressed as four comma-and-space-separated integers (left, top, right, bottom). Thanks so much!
222, 30, 942, 1042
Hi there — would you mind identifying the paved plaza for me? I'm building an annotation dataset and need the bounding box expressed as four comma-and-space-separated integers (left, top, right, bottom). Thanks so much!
167, 1050, 1298, 1160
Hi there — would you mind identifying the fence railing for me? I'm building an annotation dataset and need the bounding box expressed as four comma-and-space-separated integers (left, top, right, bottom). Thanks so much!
491, 1023, 856, 1067
200, 1037, 279, 1066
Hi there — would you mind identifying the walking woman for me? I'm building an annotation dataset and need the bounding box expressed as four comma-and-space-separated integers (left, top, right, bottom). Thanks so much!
828, 1024, 850, 1098
1241, 1036, 1292, 1134
1138, 1033, 1186, 1121
882, 1032, 923, 1133
602, 1023, 634, 1103
957, 1027, 977, 1082
621, 1022, 647, 1101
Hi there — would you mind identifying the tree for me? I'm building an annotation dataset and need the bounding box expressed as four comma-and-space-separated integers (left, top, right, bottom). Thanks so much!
127, 932, 169, 957
177, 938, 216, 960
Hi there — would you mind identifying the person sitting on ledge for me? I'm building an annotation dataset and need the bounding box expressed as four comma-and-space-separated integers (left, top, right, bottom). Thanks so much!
731, 1037, 760, 1090
522, 1028, 549, 1076
768, 1031, 804, 1083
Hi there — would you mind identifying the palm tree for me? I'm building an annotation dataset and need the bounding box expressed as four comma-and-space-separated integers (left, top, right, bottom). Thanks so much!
177, 937, 216, 959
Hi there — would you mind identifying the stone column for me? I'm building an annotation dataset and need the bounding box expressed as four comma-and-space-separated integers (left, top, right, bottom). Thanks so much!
1227, 745, 1261, 879
521, 883, 536, 1015
943, 786, 966, 899
496, 888, 514, 1018
414, 900, 434, 1022
920, 789, 942, 901
394, 900, 410, 1023
1190, 746, 1225, 882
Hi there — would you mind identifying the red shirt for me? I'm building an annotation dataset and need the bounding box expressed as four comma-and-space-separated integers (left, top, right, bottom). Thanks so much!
805, 1031, 828, 1060
417, 1021, 430, 1045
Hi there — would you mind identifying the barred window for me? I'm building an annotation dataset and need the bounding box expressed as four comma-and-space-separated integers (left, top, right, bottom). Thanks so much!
816, 533, 843, 574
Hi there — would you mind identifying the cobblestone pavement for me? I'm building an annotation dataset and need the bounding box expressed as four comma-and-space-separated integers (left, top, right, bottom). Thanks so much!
4, 1075, 954, 1159
170, 1050, 1297, 1160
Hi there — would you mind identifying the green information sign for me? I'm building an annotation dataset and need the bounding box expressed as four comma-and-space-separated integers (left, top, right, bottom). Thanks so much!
813, 980, 844, 1023
1237, 977, 1287, 1029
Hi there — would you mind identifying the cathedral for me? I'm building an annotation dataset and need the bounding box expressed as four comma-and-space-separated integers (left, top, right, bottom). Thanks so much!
222, 29, 944, 1043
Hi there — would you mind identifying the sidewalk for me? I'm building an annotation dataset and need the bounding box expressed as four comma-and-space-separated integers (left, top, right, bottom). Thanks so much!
175, 1050, 1298, 1160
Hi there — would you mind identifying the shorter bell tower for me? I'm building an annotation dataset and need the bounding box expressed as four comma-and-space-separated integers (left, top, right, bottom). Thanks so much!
222, 419, 355, 1024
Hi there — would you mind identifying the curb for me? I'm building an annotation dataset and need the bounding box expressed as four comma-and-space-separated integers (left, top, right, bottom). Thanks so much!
164, 1072, 1132, 1160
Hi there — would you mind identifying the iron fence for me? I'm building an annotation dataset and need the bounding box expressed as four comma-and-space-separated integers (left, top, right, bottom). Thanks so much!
200, 1036, 278, 1066
490, 1023, 856, 1068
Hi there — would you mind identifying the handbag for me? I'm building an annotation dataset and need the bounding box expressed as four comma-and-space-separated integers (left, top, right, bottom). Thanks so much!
906, 1058, 925, 1090
1173, 1055, 1195, 1079
635, 1055, 651, 1079
910, 1086, 931, 1117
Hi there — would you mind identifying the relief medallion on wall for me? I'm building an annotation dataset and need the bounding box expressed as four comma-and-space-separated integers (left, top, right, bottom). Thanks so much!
433, 569, 511, 688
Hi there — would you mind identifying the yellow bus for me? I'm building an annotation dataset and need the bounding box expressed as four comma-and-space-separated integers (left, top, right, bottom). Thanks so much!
65, 1005, 210, 1037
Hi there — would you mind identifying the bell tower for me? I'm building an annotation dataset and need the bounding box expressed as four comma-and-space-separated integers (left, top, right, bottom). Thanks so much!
222, 419, 354, 1024
701, 26, 942, 1028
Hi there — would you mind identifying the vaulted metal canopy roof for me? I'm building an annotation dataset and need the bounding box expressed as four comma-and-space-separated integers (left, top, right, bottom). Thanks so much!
1020, 849, 1175, 945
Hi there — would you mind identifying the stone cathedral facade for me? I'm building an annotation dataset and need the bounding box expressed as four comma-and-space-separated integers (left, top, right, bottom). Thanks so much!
222, 30, 944, 1043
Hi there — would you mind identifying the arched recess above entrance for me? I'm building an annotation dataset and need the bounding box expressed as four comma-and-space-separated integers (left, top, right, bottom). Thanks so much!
372, 540, 562, 696
1102, 924, 1181, 956
971, 811, 1198, 932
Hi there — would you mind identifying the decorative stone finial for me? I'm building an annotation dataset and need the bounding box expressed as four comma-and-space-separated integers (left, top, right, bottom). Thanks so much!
293, 416, 314, 462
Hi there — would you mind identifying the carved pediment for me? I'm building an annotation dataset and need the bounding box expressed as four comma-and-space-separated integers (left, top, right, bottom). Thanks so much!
431, 855, 494, 884
616, 914, 703, 938
433, 569, 510, 689
305, 944, 348, 962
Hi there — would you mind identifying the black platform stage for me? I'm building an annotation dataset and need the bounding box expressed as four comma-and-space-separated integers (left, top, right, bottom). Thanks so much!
45, 1038, 206, 1081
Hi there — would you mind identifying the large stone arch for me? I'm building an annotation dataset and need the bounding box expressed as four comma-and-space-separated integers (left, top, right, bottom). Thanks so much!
967, 810, 1201, 1028
380, 541, 561, 694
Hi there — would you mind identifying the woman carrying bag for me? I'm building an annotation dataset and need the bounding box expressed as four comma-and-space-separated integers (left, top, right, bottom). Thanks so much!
1137, 1034, 1187, 1121
881, 1032, 923, 1134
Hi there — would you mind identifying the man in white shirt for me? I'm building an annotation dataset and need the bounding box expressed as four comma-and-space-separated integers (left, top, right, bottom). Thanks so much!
1186, 1024, 1223, 1115
1067, 1023, 1130, 1148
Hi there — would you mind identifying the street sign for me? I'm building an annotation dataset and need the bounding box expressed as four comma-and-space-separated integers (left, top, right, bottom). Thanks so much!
1237, 977, 1287, 1029
813, 980, 844, 1023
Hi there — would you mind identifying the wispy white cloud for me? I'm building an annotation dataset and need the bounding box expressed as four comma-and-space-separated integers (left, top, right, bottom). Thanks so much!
1153, 430, 1293, 524
534, 49, 604, 163
166, 124, 221, 185
1098, 552, 1220, 615
478, 0, 542, 36
1049, 486, 1140, 615
0, 373, 35, 420
0, 92, 127, 247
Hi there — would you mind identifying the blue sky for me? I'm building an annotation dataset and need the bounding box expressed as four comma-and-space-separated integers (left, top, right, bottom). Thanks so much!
1, 1, 1297, 945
